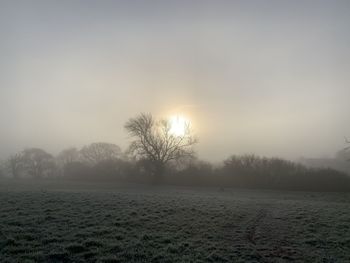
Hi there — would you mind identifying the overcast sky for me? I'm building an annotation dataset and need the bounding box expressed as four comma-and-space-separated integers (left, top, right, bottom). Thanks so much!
1, 0, 350, 162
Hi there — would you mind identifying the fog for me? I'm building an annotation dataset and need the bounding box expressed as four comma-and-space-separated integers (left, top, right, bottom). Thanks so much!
1, 0, 350, 161
2, 2, 350, 262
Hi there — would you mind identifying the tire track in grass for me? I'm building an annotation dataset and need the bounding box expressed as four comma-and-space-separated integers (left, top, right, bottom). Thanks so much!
245, 208, 269, 262
247, 207, 303, 262
246, 209, 267, 245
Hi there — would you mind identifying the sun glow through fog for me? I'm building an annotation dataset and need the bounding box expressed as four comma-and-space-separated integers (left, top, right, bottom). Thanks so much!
169, 115, 189, 137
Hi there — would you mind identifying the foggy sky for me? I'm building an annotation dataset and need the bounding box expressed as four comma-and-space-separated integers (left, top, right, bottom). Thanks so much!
1, 0, 350, 162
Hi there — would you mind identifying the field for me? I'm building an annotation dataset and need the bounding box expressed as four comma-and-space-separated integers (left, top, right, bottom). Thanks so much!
0, 180, 349, 262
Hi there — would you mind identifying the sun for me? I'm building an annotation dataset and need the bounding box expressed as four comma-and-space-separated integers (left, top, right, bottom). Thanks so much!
169, 115, 190, 137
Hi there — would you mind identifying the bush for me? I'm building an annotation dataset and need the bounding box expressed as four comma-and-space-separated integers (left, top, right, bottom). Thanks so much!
219, 154, 350, 191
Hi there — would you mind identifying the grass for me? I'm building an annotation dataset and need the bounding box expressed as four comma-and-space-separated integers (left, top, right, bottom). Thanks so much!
0, 181, 349, 262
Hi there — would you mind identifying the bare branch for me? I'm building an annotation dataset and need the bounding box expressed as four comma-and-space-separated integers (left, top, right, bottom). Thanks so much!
124, 113, 197, 177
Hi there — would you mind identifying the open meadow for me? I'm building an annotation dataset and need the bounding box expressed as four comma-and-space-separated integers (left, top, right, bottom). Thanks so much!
0, 180, 349, 262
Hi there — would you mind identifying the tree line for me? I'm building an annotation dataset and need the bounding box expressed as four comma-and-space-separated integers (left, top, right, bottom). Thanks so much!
0, 113, 349, 192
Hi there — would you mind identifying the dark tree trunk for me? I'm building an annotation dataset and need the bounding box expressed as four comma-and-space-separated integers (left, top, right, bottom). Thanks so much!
153, 161, 165, 183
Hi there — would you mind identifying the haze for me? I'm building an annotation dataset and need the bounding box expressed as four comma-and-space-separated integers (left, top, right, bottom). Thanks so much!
1, 0, 350, 162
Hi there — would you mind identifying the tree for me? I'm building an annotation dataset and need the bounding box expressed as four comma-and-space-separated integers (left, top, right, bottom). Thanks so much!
21, 148, 55, 178
57, 148, 80, 166
124, 113, 197, 179
80, 142, 121, 165
338, 137, 350, 161
346, 137, 350, 161
0, 160, 5, 178
56, 147, 80, 176
7, 153, 24, 179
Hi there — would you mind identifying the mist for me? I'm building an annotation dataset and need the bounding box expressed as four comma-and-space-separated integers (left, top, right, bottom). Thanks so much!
1, 0, 350, 161
2, 1, 350, 262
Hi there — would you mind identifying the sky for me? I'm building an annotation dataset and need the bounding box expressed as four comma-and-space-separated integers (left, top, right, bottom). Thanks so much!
1, 0, 350, 162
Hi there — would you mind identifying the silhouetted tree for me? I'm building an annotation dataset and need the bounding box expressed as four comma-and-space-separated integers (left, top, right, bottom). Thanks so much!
92, 159, 132, 180
62, 162, 90, 180
57, 147, 80, 167
219, 154, 350, 191
336, 137, 350, 162
125, 113, 197, 179
80, 142, 121, 165
7, 153, 24, 179
21, 148, 55, 178
344, 137, 350, 161
0, 161, 4, 178
55, 147, 80, 177
175, 160, 214, 183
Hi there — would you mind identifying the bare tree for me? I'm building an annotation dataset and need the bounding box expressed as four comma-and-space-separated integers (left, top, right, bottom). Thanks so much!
80, 142, 121, 165
57, 147, 80, 167
344, 137, 350, 161
55, 147, 80, 176
21, 148, 55, 178
345, 137, 350, 146
124, 113, 197, 179
7, 153, 23, 179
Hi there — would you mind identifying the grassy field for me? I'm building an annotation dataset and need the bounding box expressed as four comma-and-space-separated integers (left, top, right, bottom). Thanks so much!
0, 180, 349, 262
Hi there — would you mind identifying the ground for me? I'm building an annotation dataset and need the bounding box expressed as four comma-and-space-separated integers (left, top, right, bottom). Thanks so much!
0, 180, 349, 262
